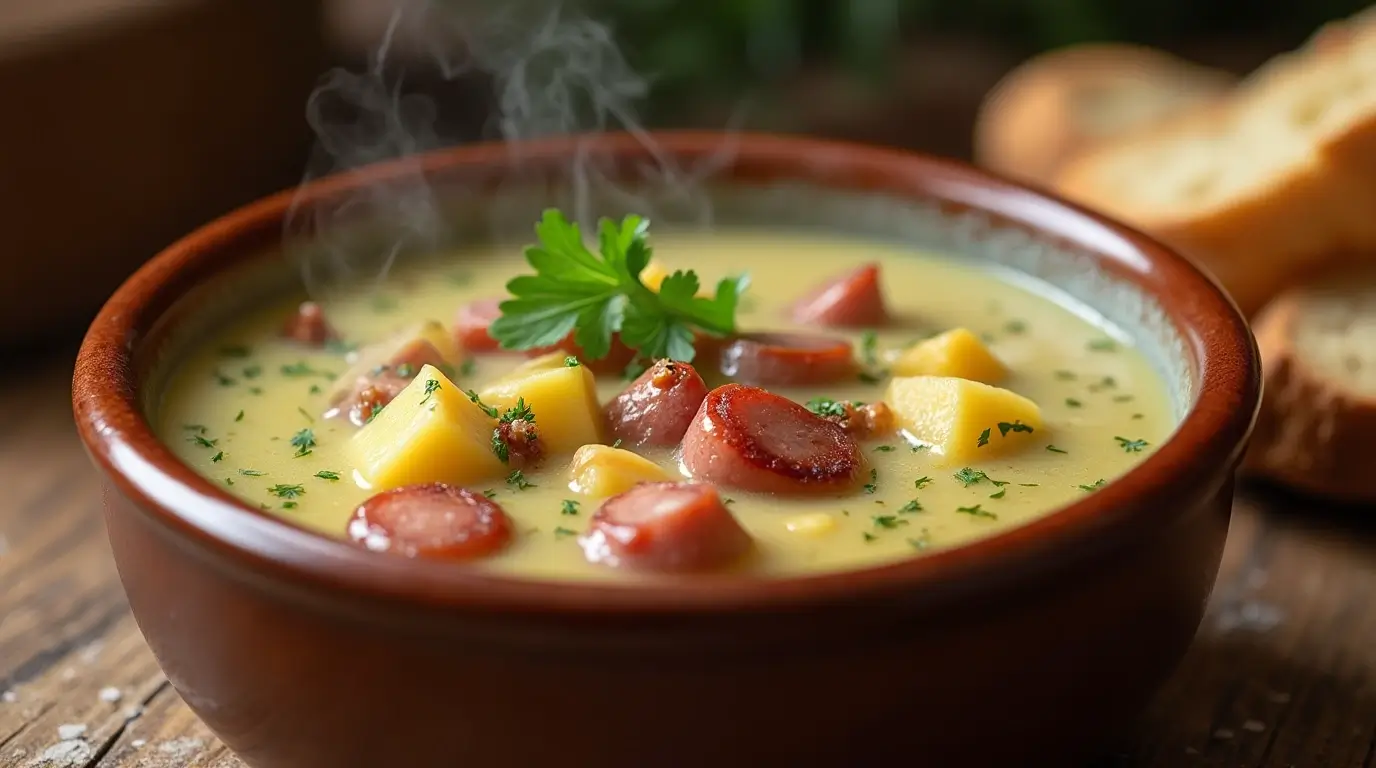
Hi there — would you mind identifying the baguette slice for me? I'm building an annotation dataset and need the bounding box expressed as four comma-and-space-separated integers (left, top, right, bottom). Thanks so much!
974, 43, 1234, 186
1243, 267, 1376, 503
1053, 14, 1376, 316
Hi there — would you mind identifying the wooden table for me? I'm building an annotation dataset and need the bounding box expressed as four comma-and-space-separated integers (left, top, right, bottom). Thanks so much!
2, 345, 1373, 768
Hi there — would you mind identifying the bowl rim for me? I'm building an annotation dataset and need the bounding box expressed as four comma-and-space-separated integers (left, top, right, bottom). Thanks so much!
72, 131, 1261, 617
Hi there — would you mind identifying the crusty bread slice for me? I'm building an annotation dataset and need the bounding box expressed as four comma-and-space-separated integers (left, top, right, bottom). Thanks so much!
1053, 13, 1376, 316
1243, 266, 1376, 502
974, 43, 1234, 187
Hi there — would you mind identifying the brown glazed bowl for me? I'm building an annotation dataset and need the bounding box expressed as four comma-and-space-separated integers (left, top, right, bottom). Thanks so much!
72, 133, 1260, 768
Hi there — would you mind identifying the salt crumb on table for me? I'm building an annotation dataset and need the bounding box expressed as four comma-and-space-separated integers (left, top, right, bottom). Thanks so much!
56, 723, 87, 740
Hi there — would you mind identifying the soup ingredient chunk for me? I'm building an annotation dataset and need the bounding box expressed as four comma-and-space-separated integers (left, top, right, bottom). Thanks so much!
349, 364, 505, 491
453, 298, 504, 352
719, 333, 856, 386
568, 444, 675, 497
478, 353, 602, 454
886, 375, 1045, 463
892, 328, 1008, 384
580, 481, 752, 571
791, 263, 889, 327
347, 482, 513, 560
682, 383, 866, 494
604, 359, 709, 447
327, 321, 461, 426
807, 397, 896, 439
282, 301, 337, 346
526, 333, 638, 375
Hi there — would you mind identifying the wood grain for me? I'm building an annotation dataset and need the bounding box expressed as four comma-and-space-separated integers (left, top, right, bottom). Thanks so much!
3, 347, 1373, 767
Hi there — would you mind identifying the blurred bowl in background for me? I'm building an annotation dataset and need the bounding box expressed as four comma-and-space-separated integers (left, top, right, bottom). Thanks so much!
0, 0, 327, 348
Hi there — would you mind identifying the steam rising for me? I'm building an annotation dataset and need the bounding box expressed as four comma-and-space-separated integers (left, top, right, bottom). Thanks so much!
285, 0, 743, 299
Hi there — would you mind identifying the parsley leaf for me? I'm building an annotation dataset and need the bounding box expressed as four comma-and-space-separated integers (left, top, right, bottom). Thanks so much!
289, 428, 315, 458
1115, 436, 1149, 452
488, 210, 748, 363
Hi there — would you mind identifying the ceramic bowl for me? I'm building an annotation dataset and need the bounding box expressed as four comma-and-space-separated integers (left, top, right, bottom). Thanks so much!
72, 133, 1260, 768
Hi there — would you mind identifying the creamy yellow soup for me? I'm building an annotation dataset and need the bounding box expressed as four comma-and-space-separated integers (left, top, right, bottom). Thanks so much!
156, 230, 1173, 579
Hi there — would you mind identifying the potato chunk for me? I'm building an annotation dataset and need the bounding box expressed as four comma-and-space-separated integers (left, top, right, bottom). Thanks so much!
891, 328, 1007, 384
349, 364, 504, 491
567, 444, 675, 497
886, 375, 1044, 463
479, 354, 602, 454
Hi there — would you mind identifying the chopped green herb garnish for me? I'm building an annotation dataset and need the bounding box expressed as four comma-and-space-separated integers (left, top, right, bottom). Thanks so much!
225, 477, 234, 486
873, 444, 895, 453
238, 469, 265, 477
997, 420, 1034, 437
290, 428, 316, 458
560, 499, 580, 516
464, 389, 500, 418
250, 386, 264, 395
1019, 483, 1040, 487
1115, 436, 1149, 453
956, 504, 998, 519
1087, 338, 1118, 352
506, 469, 535, 490
873, 515, 908, 530
860, 330, 880, 367
954, 467, 992, 487
234, 410, 245, 422
1065, 398, 1082, 408
395, 363, 415, 378
1113, 394, 1135, 403
213, 370, 236, 386
486, 209, 747, 364
1079, 478, 1107, 492
189, 434, 218, 449
806, 397, 851, 419
210, 451, 224, 463
910, 443, 930, 453
242, 365, 262, 379
315, 470, 341, 481
420, 378, 442, 406
976, 428, 991, 448
563, 356, 581, 367
989, 488, 1006, 499
483, 489, 498, 498
365, 402, 385, 424
459, 359, 478, 377
898, 499, 923, 514
1054, 370, 1078, 381
863, 468, 878, 494
908, 530, 931, 550
281, 361, 334, 379
723, 497, 736, 505
1089, 376, 1117, 392
914, 476, 933, 489
862, 531, 877, 542
268, 484, 305, 499
1004, 319, 1027, 334
554, 526, 578, 539
282, 501, 298, 510
1132, 413, 1144, 420
182, 424, 208, 434
1046, 445, 1068, 454
219, 344, 251, 358
297, 406, 315, 423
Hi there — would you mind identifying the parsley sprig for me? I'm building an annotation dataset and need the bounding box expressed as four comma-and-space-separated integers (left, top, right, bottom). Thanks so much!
488, 210, 749, 363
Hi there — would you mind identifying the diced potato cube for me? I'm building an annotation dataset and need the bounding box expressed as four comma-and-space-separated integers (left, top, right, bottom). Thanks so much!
892, 328, 1007, 384
784, 513, 836, 537
349, 364, 504, 490
886, 375, 1045, 463
567, 444, 675, 497
479, 358, 602, 454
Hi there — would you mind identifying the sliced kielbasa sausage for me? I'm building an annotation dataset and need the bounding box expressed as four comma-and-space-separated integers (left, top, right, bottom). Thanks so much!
454, 298, 504, 353
603, 359, 709, 447
347, 483, 513, 560
580, 481, 752, 572
282, 301, 336, 346
791, 263, 890, 327
681, 384, 866, 495
719, 333, 856, 386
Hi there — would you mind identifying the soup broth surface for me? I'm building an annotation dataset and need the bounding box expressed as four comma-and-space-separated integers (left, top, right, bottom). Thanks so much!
157, 229, 1174, 580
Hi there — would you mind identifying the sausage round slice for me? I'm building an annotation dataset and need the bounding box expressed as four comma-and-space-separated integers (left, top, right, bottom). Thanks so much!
719, 333, 856, 386
681, 384, 866, 495
454, 298, 504, 352
580, 482, 752, 572
282, 301, 336, 346
603, 360, 709, 447
347, 483, 513, 560
791, 263, 890, 327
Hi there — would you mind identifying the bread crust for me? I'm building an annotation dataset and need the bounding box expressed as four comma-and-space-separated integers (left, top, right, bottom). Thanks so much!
974, 43, 1233, 186
1242, 278, 1376, 503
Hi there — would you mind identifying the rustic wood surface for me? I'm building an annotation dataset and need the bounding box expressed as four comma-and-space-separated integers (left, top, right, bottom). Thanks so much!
2, 345, 1373, 768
